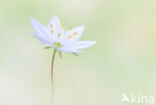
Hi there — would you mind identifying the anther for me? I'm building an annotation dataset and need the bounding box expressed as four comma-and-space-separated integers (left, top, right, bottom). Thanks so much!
50, 24, 53, 28
51, 30, 54, 33
60, 23, 63, 28
69, 27, 72, 31
73, 33, 77, 36
58, 33, 61, 37
67, 36, 72, 39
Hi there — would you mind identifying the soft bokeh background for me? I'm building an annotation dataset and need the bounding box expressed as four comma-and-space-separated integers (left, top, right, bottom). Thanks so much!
0, 0, 156, 105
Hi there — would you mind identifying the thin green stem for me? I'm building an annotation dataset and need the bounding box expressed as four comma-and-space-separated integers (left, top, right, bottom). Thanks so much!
51, 49, 57, 105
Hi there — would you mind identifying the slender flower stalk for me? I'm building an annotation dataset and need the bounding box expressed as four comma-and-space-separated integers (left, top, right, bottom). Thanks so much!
30, 16, 96, 105
51, 49, 56, 105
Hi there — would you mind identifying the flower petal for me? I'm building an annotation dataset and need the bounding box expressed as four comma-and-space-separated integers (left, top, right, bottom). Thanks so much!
59, 47, 80, 53
65, 26, 85, 41
31, 32, 52, 46
48, 16, 61, 32
30, 17, 53, 42
74, 41, 96, 49
62, 41, 96, 50
48, 16, 65, 42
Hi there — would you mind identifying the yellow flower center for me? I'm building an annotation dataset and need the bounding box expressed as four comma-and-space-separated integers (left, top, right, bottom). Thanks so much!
53, 42, 63, 48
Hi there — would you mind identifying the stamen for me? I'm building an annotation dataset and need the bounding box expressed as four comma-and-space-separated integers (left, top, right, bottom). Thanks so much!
58, 23, 64, 38
50, 24, 53, 28
50, 24, 54, 34
60, 23, 63, 28
73, 32, 77, 36
51, 30, 54, 33
69, 27, 72, 31
67, 36, 72, 39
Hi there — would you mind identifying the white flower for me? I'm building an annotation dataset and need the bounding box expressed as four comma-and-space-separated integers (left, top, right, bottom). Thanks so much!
30, 16, 96, 53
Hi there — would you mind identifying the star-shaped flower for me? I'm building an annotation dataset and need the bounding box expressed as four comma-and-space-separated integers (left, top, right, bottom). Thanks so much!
30, 16, 96, 53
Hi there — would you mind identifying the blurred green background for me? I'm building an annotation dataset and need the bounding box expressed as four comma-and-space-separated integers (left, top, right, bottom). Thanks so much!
0, 0, 156, 105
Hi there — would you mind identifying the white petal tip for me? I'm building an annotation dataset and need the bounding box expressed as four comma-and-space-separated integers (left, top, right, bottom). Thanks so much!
50, 16, 60, 21
30, 17, 37, 24
30, 16, 34, 21
87, 41, 96, 46
80, 25, 85, 29
91, 41, 96, 45
52, 16, 59, 18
